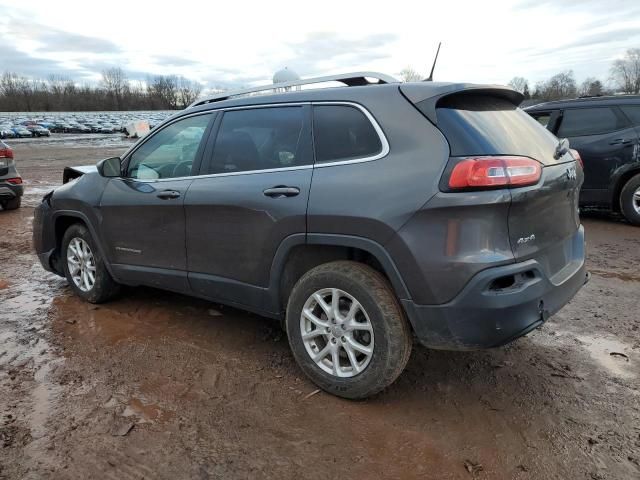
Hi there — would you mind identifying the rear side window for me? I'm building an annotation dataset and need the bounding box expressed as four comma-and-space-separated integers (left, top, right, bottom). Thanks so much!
209, 107, 309, 174
620, 105, 640, 126
529, 112, 552, 128
557, 107, 627, 137
313, 105, 382, 163
433, 95, 558, 161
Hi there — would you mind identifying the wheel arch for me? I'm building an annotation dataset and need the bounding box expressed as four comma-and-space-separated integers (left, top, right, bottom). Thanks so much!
267, 233, 411, 315
52, 210, 117, 279
611, 163, 640, 212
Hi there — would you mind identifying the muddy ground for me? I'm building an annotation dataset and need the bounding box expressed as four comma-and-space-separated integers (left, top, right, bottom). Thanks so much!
0, 135, 639, 480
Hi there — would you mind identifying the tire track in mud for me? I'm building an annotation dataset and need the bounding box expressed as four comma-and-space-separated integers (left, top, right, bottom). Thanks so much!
0, 253, 68, 477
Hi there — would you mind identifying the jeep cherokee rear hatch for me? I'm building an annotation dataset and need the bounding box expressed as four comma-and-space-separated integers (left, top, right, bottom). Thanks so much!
403, 85, 583, 283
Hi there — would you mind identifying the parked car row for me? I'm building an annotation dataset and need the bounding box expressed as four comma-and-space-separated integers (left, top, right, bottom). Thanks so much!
0, 111, 174, 139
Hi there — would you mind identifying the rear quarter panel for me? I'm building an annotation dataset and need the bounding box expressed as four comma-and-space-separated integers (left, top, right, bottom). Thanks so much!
307, 88, 450, 244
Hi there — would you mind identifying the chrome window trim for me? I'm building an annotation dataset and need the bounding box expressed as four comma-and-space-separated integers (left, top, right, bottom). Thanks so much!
127, 101, 389, 183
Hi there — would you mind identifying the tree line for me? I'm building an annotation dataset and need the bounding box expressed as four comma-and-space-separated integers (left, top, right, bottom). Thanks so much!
509, 49, 639, 102
399, 48, 640, 102
0, 68, 202, 112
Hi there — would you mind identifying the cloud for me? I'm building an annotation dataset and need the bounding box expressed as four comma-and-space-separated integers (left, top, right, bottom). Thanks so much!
0, 44, 73, 78
517, 27, 640, 59
152, 55, 200, 67
281, 32, 397, 76
5, 18, 121, 54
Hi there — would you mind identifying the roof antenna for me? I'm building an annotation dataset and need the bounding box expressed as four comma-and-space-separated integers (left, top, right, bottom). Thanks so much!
425, 42, 441, 82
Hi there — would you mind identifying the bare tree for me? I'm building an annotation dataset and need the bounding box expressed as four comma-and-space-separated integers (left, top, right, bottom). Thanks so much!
148, 75, 179, 109
177, 77, 202, 109
101, 67, 128, 110
579, 77, 605, 97
508, 76, 529, 94
610, 48, 640, 94
533, 71, 577, 101
400, 67, 422, 82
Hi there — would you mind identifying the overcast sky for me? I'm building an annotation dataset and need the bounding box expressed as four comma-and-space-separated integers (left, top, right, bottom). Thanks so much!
1, 0, 639, 90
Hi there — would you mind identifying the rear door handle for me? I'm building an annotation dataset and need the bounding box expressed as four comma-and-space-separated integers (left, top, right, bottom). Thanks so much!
609, 138, 632, 145
157, 190, 181, 200
263, 186, 300, 198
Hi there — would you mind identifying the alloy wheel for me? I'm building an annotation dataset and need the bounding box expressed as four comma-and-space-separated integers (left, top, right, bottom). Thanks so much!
300, 288, 374, 378
67, 237, 96, 292
633, 186, 640, 215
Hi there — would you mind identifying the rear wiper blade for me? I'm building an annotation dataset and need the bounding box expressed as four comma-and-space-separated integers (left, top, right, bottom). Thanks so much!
554, 138, 570, 159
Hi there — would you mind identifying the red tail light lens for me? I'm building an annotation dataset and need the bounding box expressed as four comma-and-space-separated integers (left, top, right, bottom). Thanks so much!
0, 148, 13, 159
570, 148, 583, 169
448, 156, 542, 190
6, 177, 22, 185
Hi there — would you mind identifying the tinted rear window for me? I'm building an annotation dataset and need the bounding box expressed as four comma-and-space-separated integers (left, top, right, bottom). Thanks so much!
432, 95, 558, 161
313, 105, 382, 163
557, 107, 627, 137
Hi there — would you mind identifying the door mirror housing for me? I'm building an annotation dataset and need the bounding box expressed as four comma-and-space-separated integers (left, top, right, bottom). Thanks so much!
97, 157, 122, 177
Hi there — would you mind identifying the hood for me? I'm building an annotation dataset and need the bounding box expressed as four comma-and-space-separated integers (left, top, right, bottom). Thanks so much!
63, 165, 98, 184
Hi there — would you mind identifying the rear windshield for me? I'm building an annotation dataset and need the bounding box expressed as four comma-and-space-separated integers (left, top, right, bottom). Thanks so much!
430, 95, 558, 162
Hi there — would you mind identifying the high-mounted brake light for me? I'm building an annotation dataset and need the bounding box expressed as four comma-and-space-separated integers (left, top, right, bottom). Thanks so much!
0, 148, 13, 159
448, 156, 542, 190
6, 177, 22, 185
570, 148, 583, 169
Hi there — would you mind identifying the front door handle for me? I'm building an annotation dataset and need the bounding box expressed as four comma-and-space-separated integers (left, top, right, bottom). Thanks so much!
157, 190, 181, 200
263, 186, 300, 198
609, 138, 632, 145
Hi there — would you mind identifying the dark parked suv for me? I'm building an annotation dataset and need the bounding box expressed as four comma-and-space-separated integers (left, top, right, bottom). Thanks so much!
526, 96, 640, 225
0, 140, 23, 210
33, 73, 588, 398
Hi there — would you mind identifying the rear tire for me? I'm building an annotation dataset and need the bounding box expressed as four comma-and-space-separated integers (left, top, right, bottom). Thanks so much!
1, 197, 21, 210
61, 223, 120, 303
286, 261, 412, 399
619, 173, 640, 226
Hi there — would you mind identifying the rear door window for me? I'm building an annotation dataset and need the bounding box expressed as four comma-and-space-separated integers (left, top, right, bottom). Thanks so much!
312, 105, 383, 163
557, 107, 627, 137
208, 106, 310, 174
620, 105, 640, 126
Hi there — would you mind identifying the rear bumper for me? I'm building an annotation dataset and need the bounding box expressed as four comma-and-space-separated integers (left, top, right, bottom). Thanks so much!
0, 183, 23, 200
402, 227, 587, 350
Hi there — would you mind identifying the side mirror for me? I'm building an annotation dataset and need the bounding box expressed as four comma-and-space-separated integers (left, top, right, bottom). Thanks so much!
97, 157, 122, 177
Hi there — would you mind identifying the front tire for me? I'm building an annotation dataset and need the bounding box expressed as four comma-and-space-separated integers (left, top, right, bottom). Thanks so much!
619, 173, 640, 226
61, 224, 120, 303
286, 261, 412, 399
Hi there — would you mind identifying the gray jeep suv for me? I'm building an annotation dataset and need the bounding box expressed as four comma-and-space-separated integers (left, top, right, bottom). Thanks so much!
33, 73, 588, 398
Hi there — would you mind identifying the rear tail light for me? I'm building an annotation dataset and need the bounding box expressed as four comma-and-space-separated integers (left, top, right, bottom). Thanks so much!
446, 156, 542, 190
6, 177, 22, 185
0, 148, 13, 159
570, 148, 583, 169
